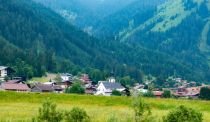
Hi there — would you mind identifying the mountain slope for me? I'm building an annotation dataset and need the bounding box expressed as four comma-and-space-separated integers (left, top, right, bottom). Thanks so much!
93, 0, 167, 39
0, 0, 117, 79
120, 0, 210, 80
0, 0, 208, 84
33, 0, 136, 30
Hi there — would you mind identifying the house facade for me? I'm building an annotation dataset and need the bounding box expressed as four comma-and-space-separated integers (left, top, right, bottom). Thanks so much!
0, 66, 15, 81
61, 73, 73, 81
31, 84, 63, 93
0, 66, 8, 81
95, 81, 125, 96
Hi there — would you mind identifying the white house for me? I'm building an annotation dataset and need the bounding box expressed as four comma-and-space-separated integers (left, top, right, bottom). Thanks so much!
0, 66, 9, 81
60, 73, 73, 81
95, 81, 125, 96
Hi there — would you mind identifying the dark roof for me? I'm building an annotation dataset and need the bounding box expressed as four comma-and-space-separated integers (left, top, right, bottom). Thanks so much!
53, 85, 63, 90
34, 84, 54, 91
1, 83, 30, 91
102, 82, 125, 90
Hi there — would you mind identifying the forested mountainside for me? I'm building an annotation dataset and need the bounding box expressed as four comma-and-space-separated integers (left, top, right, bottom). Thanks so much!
93, 0, 167, 39
0, 0, 209, 85
120, 0, 210, 80
0, 0, 116, 80
33, 0, 136, 30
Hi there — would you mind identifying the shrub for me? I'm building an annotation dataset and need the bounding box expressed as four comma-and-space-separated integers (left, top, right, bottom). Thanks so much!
132, 97, 155, 122
111, 90, 122, 96
143, 91, 155, 98
199, 87, 210, 100
36, 98, 63, 122
162, 90, 171, 98
65, 107, 90, 122
65, 82, 85, 94
163, 105, 203, 122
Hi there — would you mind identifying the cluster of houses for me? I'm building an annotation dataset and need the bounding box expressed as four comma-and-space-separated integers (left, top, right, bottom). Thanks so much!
0, 66, 209, 98
0, 66, 129, 96
134, 77, 207, 98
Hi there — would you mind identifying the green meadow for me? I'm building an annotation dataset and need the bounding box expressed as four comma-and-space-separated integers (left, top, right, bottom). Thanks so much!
0, 92, 210, 122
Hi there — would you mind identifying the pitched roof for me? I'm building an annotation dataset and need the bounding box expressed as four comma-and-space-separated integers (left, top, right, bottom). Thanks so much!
153, 91, 163, 96
60, 73, 73, 77
6, 80, 22, 84
53, 85, 63, 90
101, 82, 125, 90
1, 83, 30, 91
34, 84, 54, 91
0, 66, 7, 70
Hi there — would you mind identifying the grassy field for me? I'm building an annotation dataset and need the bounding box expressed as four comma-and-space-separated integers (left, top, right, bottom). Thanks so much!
0, 92, 210, 122
30, 73, 56, 83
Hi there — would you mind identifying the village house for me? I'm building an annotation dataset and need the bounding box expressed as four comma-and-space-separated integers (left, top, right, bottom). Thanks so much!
85, 86, 96, 95
172, 86, 201, 98
80, 74, 92, 84
60, 73, 73, 81
56, 80, 73, 89
0, 66, 14, 81
0, 82, 30, 92
31, 84, 63, 93
95, 79, 126, 96
153, 91, 163, 98
5, 79, 25, 84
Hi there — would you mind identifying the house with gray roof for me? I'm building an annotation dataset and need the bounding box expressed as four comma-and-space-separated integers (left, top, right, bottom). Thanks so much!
95, 81, 126, 96
31, 84, 63, 93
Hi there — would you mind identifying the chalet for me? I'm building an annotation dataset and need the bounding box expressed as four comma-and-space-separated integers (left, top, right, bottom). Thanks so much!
0, 82, 30, 92
85, 87, 96, 95
56, 80, 73, 89
184, 87, 200, 98
61, 73, 73, 81
172, 86, 201, 98
5, 80, 25, 84
80, 74, 92, 84
31, 84, 63, 93
0, 66, 14, 81
95, 81, 126, 96
153, 91, 163, 98
31, 84, 54, 92
53, 85, 63, 93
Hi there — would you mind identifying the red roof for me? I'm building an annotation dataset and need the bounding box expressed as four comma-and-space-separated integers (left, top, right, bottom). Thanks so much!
153, 91, 163, 96
6, 80, 22, 84
1, 83, 30, 91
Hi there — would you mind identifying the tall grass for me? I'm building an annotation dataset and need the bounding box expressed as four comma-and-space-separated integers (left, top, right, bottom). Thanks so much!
0, 91, 210, 122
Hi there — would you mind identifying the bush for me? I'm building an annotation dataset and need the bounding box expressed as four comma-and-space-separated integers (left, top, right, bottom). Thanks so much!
162, 90, 171, 98
65, 107, 90, 122
36, 98, 63, 122
111, 90, 122, 96
199, 87, 210, 100
163, 105, 203, 122
132, 97, 155, 122
143, 91, 155, 98
65, 82, 85, 94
